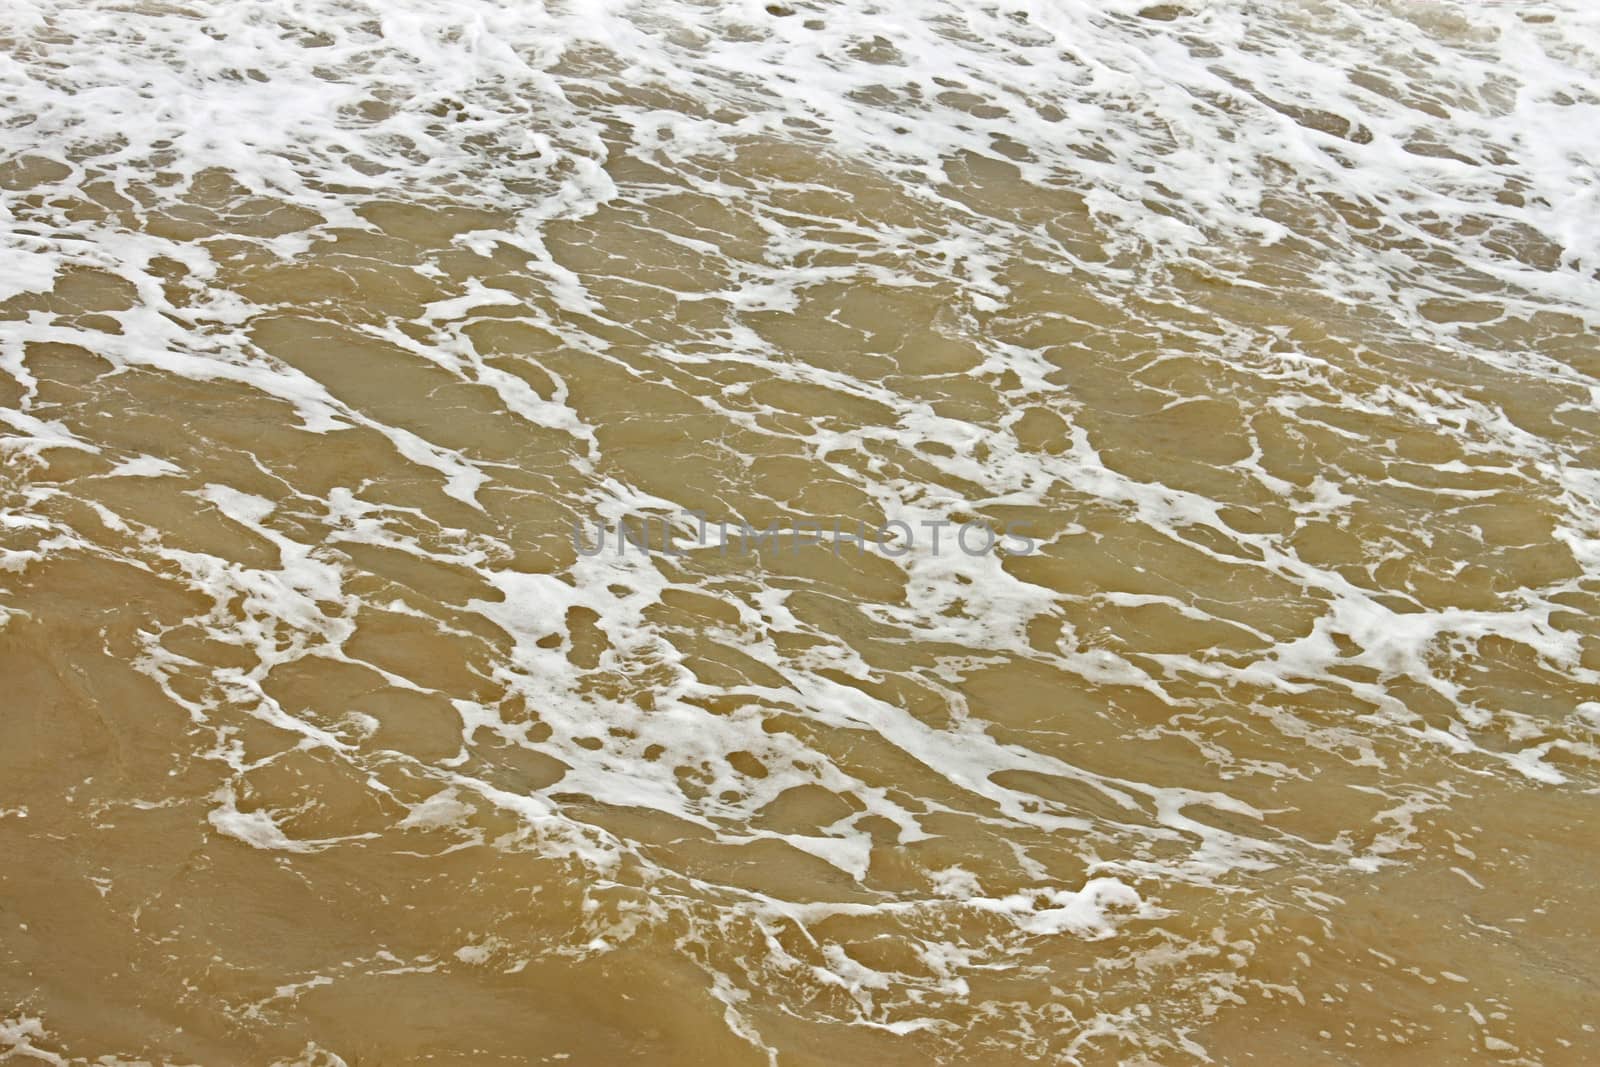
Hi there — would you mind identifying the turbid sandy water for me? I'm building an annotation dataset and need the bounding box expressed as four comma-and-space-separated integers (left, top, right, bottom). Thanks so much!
2, 1, 1599, 1063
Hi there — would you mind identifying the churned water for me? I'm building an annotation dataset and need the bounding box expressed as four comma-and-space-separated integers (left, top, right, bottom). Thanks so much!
2, 0, 1598, 1063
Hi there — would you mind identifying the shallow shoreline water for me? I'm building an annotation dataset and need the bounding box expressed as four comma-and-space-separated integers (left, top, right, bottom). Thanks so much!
2, 1, 1598, 1063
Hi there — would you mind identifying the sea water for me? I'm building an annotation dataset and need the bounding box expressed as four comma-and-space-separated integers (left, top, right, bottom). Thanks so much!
1, 1, 1597, 1063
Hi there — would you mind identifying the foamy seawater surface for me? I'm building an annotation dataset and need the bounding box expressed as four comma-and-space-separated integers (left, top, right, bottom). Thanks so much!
2, 0, 1598, 1062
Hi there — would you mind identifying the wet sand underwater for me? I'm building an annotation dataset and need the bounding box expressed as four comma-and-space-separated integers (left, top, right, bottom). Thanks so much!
2, 0, 1599, 1063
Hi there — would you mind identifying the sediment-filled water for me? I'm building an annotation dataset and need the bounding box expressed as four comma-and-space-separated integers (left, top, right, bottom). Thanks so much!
2, 1, 1598, 1063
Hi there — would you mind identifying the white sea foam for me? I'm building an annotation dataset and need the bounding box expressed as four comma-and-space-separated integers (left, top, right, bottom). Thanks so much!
2, 0, 1598, 1059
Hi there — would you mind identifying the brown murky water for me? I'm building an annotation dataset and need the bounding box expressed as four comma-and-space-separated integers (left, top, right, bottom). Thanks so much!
3, 1, 1599, 1064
